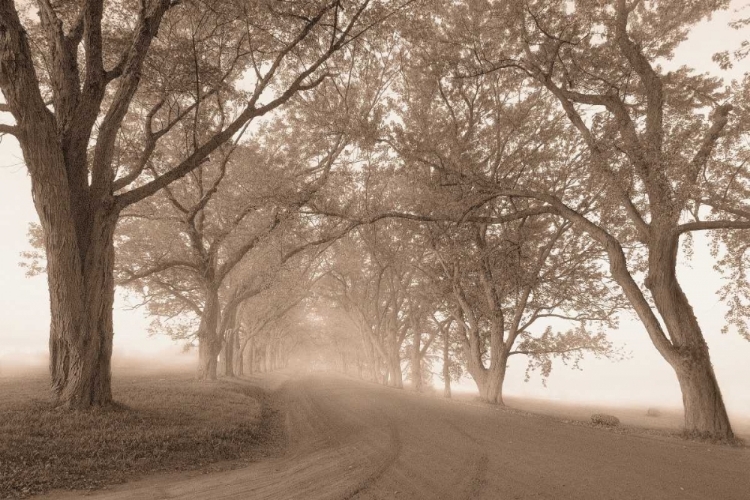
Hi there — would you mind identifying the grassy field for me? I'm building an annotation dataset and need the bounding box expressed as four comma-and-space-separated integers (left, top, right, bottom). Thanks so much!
427, 382, 750, 443
0, 372, 284, 499
500, 395, 750, 441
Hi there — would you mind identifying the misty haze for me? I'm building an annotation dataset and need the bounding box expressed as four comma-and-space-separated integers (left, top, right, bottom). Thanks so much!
1, 0, 749, 498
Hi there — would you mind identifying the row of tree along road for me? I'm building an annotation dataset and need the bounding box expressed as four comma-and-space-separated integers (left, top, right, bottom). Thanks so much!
1, 0, 749, 441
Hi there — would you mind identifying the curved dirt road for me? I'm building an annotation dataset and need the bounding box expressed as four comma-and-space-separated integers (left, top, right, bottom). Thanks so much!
42, 374, 750, 500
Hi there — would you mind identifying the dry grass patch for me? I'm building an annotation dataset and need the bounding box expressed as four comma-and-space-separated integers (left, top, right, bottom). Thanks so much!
0, 374, 283, 499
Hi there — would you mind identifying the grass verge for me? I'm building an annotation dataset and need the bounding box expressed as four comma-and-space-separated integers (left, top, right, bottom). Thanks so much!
0, 374, 284, 499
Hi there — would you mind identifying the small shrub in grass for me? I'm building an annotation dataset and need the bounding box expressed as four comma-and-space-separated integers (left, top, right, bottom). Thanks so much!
0, 375, 284, 499
646, 407, 661, 417
591, 413, 620, 427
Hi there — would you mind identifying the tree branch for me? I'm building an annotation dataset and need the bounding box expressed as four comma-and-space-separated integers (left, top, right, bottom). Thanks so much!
675, 220, 750, 235
119, 259, 200, 285
614, 0, 663, 156
0, 123, 18, 136
90, 0, 173, 202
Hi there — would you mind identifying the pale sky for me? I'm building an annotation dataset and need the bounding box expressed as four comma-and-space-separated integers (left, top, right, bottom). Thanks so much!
0, 1, 748, 416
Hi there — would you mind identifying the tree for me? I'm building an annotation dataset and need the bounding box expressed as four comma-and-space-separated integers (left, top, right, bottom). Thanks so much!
458, 0, 750, 438
0, 0, 388, 406
424, 219, 620, 404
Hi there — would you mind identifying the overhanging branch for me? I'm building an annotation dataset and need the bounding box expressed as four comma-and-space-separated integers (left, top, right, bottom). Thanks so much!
675, 220, 750, 235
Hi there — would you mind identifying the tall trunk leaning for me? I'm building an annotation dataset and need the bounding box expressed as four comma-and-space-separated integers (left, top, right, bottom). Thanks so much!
646, 234, 733, 439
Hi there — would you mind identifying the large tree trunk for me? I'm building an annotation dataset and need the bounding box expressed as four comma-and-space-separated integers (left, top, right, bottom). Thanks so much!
675, 355, 732, 438
643, 236, 734, 439
197, 288, 221, 380
461, 325, 508, 405
198, 341, 219, 381
15, 88, 121, 408
483, 364, 507, 405
0, 0, 177, 408
46, 211, 119, 408
466, 363, 507, 405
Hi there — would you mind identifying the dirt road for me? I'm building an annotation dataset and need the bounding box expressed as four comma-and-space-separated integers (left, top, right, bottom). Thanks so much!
42, 373, 750, 500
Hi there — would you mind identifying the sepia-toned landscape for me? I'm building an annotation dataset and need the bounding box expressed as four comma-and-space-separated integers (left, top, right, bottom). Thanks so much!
1, 0, 749, 498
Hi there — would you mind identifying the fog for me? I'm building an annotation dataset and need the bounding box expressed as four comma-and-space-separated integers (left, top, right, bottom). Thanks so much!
0, 168, 749, 413
2, 189, 749, 415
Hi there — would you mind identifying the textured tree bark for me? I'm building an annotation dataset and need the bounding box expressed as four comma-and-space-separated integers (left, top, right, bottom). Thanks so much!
675, 355, 733, 439
643, 235, 734, 439
197, 289, 221, 380
198, 341, 219, 381
462, 327, 508, 405
483, 363, 507, 405
467, 364, 507, 405
46, 211, 119, 408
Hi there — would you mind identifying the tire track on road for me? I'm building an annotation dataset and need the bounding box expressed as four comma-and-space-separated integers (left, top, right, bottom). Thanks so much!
343, 414, 402, 499
440, 417, 489, 499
